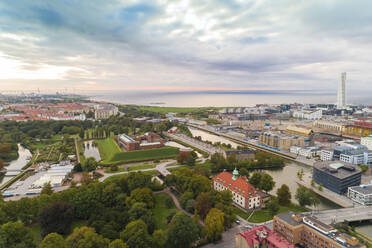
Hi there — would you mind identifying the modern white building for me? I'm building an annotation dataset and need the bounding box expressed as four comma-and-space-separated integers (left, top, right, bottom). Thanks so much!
348, 184, 372, 205
337, 72, 346, 109
292, 109, 322, 120
361, 135, 372, 150
340, 150, 372, 165
320, 149, 334, 161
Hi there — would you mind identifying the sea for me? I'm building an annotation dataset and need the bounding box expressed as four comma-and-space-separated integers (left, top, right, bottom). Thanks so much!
88, 90, 372, 107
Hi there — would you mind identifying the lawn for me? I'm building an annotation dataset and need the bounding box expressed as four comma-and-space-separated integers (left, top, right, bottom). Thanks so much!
154, 193, 177, 230
128, 164, 156, 171
102, 146, 179, 165
233, 201, 308, 223
28, 220, 88, 246
96, 138, 121, 163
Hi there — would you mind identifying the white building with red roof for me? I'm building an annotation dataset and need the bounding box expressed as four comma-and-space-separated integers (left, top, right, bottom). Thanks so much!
213, 169, 262, 210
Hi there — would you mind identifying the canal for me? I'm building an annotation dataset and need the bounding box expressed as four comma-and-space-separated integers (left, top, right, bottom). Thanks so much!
0, 144, 32, 186
189, 127, 372, 237
83, 141, 101, 161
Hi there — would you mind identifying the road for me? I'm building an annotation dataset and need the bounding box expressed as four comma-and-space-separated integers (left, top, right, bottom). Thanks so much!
99, 160, 183, 181
312, 206, 372, 224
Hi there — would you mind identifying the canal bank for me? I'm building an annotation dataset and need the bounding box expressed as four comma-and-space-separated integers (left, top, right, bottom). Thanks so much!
189, 127, 340, 210
0, 144, 32, 187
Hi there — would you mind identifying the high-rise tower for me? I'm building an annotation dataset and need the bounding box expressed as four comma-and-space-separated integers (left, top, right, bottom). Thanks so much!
337, 72, 346, 109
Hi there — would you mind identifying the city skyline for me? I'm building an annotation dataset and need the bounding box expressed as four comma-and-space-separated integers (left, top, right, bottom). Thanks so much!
0, 1, 372, 93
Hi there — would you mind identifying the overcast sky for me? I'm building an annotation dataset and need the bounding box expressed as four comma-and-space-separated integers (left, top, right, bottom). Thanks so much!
0, 0, 371, 93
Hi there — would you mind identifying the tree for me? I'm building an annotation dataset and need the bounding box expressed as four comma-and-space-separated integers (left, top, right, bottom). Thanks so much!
311, 180, 315, 187
185, 153, 196, 166
41, 182, 54, 195
0, 158, 4, 170
249, 172, 262, 188
277, 184, 291, 206
205, 208, 225, 242
120, 220, 152, 248
66, 226, 109, 248
109, 239, 128, 248
126, 188, 155, 209
295, 186, 318, 207
267, 199, 280, 217
258, 173, 275, 192
239, 167, 249, 178
166, 212, 200, 248
195, 192, 212, 219
0, 222, 36, 248
318, 184, 323, 191
297, 169, 304, 180
84, 157, 98, 172
39, 202, 74, 236
40, 233, 67, 248
152, 229, 167, 248
81, 172, 95, 185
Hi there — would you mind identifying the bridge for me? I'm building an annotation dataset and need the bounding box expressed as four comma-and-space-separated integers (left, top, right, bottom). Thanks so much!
311, 206, 372, 224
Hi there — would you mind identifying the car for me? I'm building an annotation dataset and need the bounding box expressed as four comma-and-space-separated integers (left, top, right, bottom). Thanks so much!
244, 225, 253, 229
235, 220, 240, 225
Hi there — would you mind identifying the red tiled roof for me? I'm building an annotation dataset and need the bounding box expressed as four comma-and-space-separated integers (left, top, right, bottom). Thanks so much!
213, 171, 259, 198
238, 226, 295, 248
352, 121, 372, 129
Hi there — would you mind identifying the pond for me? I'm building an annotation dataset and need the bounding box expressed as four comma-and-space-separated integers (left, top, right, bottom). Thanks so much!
83, 141, 101, 161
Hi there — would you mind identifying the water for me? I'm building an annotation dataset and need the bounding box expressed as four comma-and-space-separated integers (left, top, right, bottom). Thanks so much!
189, 127, 339, 210
89, 90, 372, 107
1, 144, 32, 186
83, 141, 101, 161
355, 223, 372, 239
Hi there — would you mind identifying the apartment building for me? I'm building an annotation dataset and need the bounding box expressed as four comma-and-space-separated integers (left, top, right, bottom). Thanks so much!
274, 212, 365, 248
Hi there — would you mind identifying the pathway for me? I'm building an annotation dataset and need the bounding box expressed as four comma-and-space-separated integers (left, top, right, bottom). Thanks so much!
156, 187, 205, 226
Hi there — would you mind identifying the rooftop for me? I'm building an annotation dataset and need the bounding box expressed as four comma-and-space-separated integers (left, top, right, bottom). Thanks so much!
276, 212, 364, 248
238, 225, 295, 248
118, 134, 137, 143
213, 171, 259, 199
314, 161, 362, 179
349, 184, 372, 195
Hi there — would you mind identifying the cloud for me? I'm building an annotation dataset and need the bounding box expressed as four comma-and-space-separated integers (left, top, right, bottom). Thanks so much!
0, 0, 371, 94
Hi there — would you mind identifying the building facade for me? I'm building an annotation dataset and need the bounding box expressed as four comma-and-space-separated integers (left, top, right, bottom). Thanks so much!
344, 122, 372, 137
259, 132, 313, 151
313, 120, 345, 135
94, 104, 118, 119
223, 150, 255, 161
213, 170, 262, 210
313, 161, 362, 194
274, 212, 365, 248
293, 109, 322, 120
361, 135, 372, 150
348, 184, 372, 206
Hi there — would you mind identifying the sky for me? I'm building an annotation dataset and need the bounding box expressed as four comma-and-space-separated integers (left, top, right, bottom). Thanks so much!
0, 0, 372, 94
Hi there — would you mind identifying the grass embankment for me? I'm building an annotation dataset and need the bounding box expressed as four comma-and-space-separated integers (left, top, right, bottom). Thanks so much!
129, 164, 156, 171
154, 193, 177, 230
233, 202, 308, 223
96, 138, 121, 163
98, 140, 179, 165
104, 163, 157, 173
